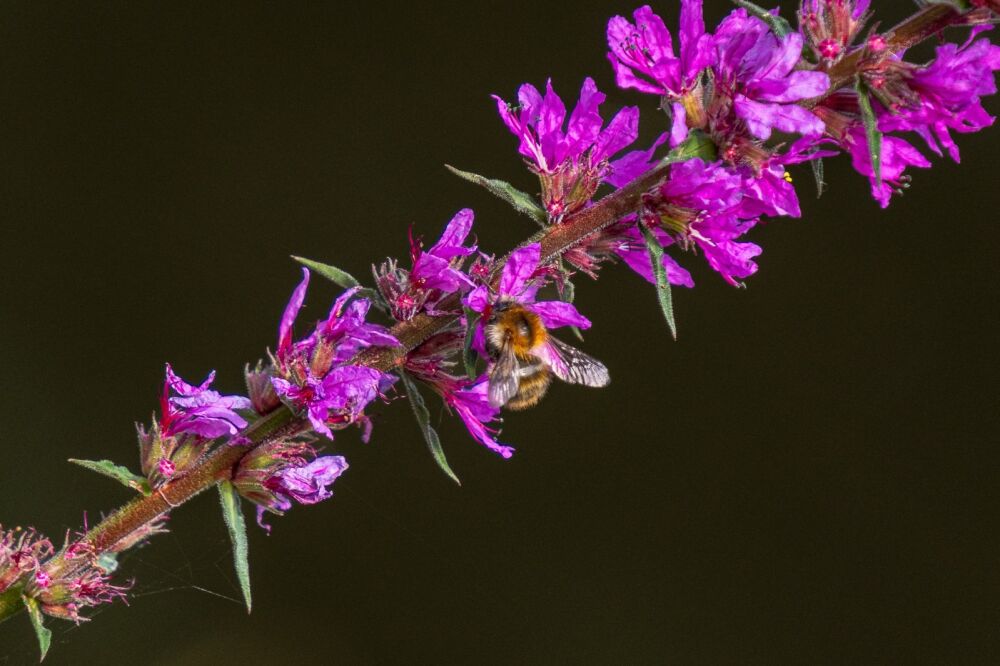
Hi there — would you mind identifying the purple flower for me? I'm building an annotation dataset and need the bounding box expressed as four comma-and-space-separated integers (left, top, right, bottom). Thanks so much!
160, 364, 251, 439
273, 366, 389, 439
265, 455, 349, 507
607, 2, 715, 144
877, 30, 1000, 163
495, 78, 638, 218
273, 268, 399, 439
844, 126, 931, 208
617, 152, 767, 286
376, 209, 477, 320
277, 268, 400, 373
444, 377, 514, 459
713, 8, 829, 141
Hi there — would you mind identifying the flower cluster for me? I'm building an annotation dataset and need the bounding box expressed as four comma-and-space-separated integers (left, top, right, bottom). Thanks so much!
24, 549, 129, 623
0, 526, 54, 595
374, 209, 477, 320
271, 268, 400, 440
233, 437, 349, 531
494, 78, 639, 220
2, 525, 134, 624
138, 364, 252, 487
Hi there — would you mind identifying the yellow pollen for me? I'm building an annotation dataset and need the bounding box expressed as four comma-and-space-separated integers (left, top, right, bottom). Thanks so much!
783, 171, 793, 183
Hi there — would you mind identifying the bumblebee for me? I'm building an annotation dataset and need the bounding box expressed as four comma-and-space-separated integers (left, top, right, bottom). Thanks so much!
484, 299, 610, 410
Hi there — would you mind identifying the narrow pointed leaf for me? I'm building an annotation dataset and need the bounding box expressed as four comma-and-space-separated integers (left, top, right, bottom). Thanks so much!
639, 222, 678, 340
810, 158, 826, 198
462, 308, 480, 380
559, 278, 585, 342
291, 256, 360, 288
68, 458, 151, 495
22, 596, 50, 662
855, 82, 883, 190
217, 481, 252, 613
399, 371, 461, 485
733, 0, 793, 37
445, 165, 547, 226
291, 256, 387, 311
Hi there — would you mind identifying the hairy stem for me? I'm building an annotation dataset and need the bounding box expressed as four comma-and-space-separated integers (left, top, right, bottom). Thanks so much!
823, 4, 965, 93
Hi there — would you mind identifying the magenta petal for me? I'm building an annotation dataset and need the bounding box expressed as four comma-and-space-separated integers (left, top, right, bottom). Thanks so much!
279, 268, 310, 355
538, 79, 568, 166
498, 244, 541, 298
429, 208, 476, 259
592, 105, 639, 163
669, 101, 689, 148
607, 132, 670, 188
614, 226, 694, 288
754, 71, 830, 103
735, 97, 825, 140
463, 285, 490, 314
566, 77, 605, 156
272, 456, 348, 506
530, 300, 592, 330
165, 363, 214, 396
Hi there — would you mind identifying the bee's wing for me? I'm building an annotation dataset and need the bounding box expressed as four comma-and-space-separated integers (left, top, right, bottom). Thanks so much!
488, 334, 520, 408
544, 337, 610, 387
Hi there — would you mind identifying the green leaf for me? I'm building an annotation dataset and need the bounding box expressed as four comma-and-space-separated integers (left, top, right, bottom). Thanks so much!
22, 596, 51, 662
639, 221, 678, 340
291, 256, 387, 312
399, 371, 461, 485
462, 307, 480, 380
217, 481, 252, 613
810, 158, 826, 198
68, 458, 151, 495
855, 82, 883, 190
445, 165, 547, 227
290, 255, 361, 289
733, 0, 793, 37
559, 278, 585, 342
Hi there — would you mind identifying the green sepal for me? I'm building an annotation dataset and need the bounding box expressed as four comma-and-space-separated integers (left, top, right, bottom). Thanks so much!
462, 307, 481, 380
855, 81, 883, 190
667, 129, 717, 164
291, 256, 386, 311
810, 158, 826, 198
217, 481, 252, 613
399, 371, 461, 485
733, 0, 793, 37
22, 595, 51, 662
639, 221, 678, 340
68, 458, 151, 495
445, 165, 547, 227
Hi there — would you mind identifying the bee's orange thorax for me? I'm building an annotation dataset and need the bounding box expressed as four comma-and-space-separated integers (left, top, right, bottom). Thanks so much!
496, 305, 547, 358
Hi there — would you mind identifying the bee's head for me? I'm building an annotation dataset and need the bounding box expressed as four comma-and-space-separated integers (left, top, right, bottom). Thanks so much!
487, 299, 513, 324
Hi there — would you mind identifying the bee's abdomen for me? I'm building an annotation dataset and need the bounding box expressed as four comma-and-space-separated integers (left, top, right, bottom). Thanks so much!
507, 363, 552, 411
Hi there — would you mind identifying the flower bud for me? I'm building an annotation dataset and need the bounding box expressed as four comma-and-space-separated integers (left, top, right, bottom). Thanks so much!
245, 361, 281, 415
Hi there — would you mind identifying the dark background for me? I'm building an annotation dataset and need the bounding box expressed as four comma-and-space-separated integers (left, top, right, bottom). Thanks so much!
1, 1, 998, 664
